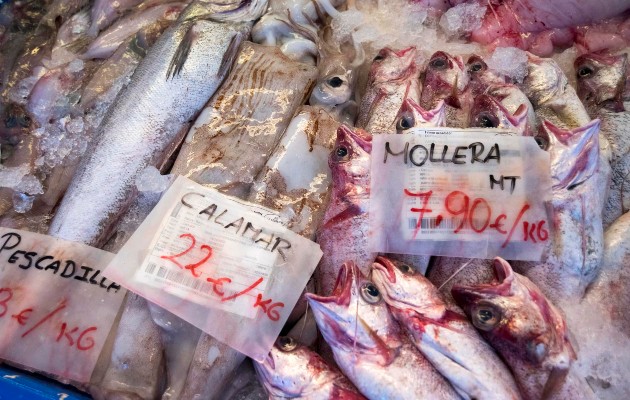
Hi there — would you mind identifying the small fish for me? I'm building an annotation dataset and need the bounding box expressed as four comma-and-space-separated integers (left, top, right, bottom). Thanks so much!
452, 257, 594, 400
306, 262, 460, 400
372, 256, 522, 400
48, 3, 252, 246
315, 125, 373, 295
254, 336, 366, 399
357, 47, 421, 133
420, 51, 471, 128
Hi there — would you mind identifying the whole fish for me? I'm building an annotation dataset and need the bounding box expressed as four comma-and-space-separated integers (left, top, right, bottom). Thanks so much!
574, 52, 630, 227
306, 262, 460, 399
371, 256, 522, 400
420, 51, 471, 128
393, 97, 446, 133
171, 41, 318, 198
452, 257, 595, 400
254, 336, 366, 399
356, 47, 421, 133
83, 3, 185, 60
512, 119, 605, 303
315, 125, 373, 295
48, 3, 253, 246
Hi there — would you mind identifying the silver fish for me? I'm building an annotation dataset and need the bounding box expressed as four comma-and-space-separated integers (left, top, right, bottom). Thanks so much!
48, 5, 252, 246
372, 256, 522, 400
306, 262, 460, 399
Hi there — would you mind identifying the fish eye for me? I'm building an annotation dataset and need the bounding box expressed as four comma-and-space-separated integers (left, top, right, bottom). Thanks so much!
18, 114, 31, 127
475, 112, 499, 128
276, 336, 297, 352
373, 54, 385, 62
5, 116, 17, 128
430, 56, 447, 70
472, 302, 501, 331
360, 282, 382, 304
397, 264, 415, 275
327, 76, 344, 88
534, 136, 549, 150
469, 61, 485, 73
335, 145, 348, 158
577, 65, 594, 78
396, 114, 415, 131
526, 341, 548, 363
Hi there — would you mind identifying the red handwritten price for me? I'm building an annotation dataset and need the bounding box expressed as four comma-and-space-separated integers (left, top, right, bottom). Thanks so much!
160, 233, 284, 321
405, 188, 548, 247
0, 288, 97, 351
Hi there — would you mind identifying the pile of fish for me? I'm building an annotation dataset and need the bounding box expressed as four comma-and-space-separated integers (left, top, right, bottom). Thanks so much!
1, 0, 630, 398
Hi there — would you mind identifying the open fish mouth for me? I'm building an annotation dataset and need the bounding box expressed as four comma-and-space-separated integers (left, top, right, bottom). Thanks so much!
451, 257, 514, 304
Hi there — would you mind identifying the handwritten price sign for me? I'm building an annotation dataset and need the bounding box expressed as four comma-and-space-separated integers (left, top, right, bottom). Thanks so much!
0, 228, 125, 383
104, 176, 322, 362
370, 130, 552, 260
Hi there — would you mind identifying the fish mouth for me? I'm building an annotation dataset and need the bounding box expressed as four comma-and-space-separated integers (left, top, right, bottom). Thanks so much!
337, 125, 372, 153
372, 256, 397, 283
393, 46, 416, 58
471, 94, 528, 132
403, 98, 445, 125
451, 257, 514, 304
306, 261, 355, 306
574, 52, 627, 67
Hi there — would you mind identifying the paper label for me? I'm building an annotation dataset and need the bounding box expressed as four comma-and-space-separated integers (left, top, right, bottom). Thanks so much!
0, 228, 125, 383
370, 130, 551, 260
104, 176, 322, 361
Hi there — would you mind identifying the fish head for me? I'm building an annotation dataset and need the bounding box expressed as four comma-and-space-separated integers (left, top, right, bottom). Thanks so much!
487, 83, 537, 130
371, 255, 446, 319
575, 52, 627, 112
0, 103, 32, 145
367, 47, 418, 86
535, 119, 600, 191
467, 54, 505, 94
306, 262, 402, 363
451, 258, 576, 371
329, 125, 372, 200
394, 98, 446, 133
520, 53, 568, 107
254, 336, 328, 397
469, 94, 530, 135
421, 51, 468, 108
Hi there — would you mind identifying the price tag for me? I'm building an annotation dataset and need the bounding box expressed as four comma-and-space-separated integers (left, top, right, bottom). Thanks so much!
103, 176, 322, 361
0, 228, 125, 383
369, 130, 552, 260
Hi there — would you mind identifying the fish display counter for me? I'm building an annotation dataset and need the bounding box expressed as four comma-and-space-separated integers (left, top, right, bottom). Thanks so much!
0, 0, 630, 399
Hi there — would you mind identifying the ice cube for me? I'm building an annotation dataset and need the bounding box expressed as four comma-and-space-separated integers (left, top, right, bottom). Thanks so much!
67, 59, 84, 73
12, 192, 35, 213
487, 47, 529, 83
439, 3, 486, 37
16, 175, 43, 195
0, 165, 30, 189
135, 166, 171, 193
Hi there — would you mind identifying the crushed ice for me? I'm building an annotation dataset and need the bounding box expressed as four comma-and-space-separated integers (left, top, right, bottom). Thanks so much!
439, 3, 486, 38
487, 47, 529, 83
135, 166, 171, 193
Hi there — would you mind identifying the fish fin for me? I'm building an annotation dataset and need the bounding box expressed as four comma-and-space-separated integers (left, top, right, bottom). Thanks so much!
166, 25, 196, 80
217, 32, 243, 80
319, 204, 364, 230
64, 36, 91, 54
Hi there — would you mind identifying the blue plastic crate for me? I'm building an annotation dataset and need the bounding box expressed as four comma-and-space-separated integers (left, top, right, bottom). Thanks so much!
0, 365, 91, 399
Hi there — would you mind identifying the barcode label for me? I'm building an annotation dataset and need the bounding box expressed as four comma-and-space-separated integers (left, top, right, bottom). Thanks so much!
408, 217, 462, 230
143, 263, 221, 300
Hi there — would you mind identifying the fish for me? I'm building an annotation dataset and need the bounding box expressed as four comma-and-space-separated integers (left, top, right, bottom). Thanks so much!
315, 125, 373, 296
356, 47, 421, 133
512, 119, 606, 303
574, 52, 630, 227
466, 54, 505, 96
306, 262, 460, 399
420, 51, 471, 128
88, 0, 145, 37
48, 3, 253, 246
451, 257, 595, 400
254, 336, 366, 399
393, 98, 446, 133
486, 83, 538, 130
371, 256, 522, 400
83, 3, 185, 60
170, 41, 318, 199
